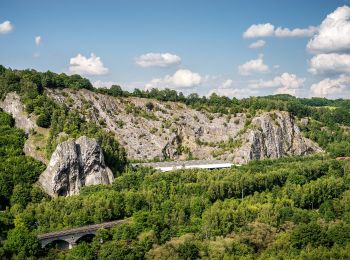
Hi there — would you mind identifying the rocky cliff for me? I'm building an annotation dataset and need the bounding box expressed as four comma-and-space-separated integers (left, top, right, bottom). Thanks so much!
0, 92, 36, 134
47, 89, 322, 164
0, 92, 49, 164
38, 136, 114, 196
226, 111, 322, 164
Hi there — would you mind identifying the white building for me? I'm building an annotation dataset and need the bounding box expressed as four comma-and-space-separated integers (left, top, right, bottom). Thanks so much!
132, 160, 239, 172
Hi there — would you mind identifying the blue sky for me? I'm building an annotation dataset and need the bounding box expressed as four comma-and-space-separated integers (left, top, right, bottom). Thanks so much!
1, 0, 350, 98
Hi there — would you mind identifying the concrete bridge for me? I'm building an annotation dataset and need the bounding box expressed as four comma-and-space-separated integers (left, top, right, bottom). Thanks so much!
38, 219, 130, 249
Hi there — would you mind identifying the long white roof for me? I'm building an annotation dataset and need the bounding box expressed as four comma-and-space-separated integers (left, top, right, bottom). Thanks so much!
131, 160, 240, 172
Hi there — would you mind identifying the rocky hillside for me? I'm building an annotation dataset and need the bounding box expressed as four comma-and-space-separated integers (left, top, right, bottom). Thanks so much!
0, 92, 49, 164
45, 88, 322, 164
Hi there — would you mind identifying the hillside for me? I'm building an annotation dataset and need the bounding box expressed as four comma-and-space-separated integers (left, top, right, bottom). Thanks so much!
1, 66, 350, 259
1, 88, 323, 165
48, 88, 322, 163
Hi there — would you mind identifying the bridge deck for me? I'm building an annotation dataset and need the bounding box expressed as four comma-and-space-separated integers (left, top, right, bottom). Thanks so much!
38, 219, 130, 240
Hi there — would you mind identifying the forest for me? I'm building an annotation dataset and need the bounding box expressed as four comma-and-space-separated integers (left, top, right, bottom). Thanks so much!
1, 65, 350, 259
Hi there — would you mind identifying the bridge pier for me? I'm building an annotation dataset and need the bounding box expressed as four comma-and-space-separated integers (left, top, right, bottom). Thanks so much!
68, 241, 76, 250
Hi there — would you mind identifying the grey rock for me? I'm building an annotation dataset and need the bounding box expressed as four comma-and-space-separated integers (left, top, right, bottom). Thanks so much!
38, 136, 114, 197
300, 117, 309, 127
0, 92, 36, 134
229, 112, 322, 164
47, 89, 322, 164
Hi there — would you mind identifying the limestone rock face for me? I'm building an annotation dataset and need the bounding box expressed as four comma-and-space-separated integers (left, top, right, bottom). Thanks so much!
228, 112, 322, 164
38, 136, 114, 196
47, 88, 323, 164
0, 92, 36, 134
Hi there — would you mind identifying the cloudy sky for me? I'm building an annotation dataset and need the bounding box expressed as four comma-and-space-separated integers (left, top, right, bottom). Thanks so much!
1, 0, 350, 99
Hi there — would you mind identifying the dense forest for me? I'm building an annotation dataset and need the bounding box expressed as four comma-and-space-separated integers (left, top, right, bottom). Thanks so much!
1, 65, 350, 259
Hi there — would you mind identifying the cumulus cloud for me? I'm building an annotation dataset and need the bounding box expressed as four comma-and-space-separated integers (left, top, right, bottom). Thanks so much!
275, 26, 318, 37
220, 79, 233, 89
249, 40, 266, 49
238, 54, 270, 76
307, 5, 350, 53
208, 80, 258, 98
309, 53, 350, 74
208, 79, 235, 97
136, 52, 181, 68
310, 74, 350, 97
35, 36, 41, 46
0, 20, 13, 34
145, 69, 202, 90
243, 23, 275, 38
93, 80, 119, 89
69, 53, 109, 76
243, 23, 317, 38
208, 88, 258, 99
208, 80, 234, 97
249, 72, 305, 96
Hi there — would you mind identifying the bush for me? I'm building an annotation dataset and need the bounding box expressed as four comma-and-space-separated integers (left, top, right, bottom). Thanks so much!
145, 102, 154, 111
178, 241, 199, 259
291, 222, 327, 249
36, 113, 51, 128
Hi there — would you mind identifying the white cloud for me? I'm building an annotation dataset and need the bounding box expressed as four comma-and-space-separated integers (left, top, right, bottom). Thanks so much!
249, 40, 266, 49
243, 22, 317, 38
309, 53, 350, 74
243, 23, 275, 38
274, 86, 299, 96
35, 36, 41, 46
145, 69, 201, 90
307, 5, 350, 53
249, 72, 305, 96
208, 79, 234, 97
69, 53, 109, 76
208, 88, 258, 99
208, 80, 258, 98
310, 74, 350, 97
93, 80, 119, 89
275, 26, 318, 37
0, 20, 13, 34
136, 52, 181, 68
238, 54, 270, 76
220, 79, 233, 89
171, 69, 201, 87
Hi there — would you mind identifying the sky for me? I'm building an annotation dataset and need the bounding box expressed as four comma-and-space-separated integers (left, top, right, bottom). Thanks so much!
1, 0, 350, 99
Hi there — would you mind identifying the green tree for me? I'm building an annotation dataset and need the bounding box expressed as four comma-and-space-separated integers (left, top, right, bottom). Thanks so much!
4, 225, 41, 258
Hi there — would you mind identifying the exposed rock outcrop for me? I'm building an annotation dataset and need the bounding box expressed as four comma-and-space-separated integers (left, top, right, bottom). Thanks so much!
1, 92, 49, 164
0, 92, 36, 134
38, 136, 114, 197
228, 112, 322, 164
47, 88, 322, 164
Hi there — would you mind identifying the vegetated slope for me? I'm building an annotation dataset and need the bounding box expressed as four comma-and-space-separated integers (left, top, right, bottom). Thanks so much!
7, 155, 350, 259
1, 65, 349, 164
47, 88, 322, 163
1, 66, 350, 258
